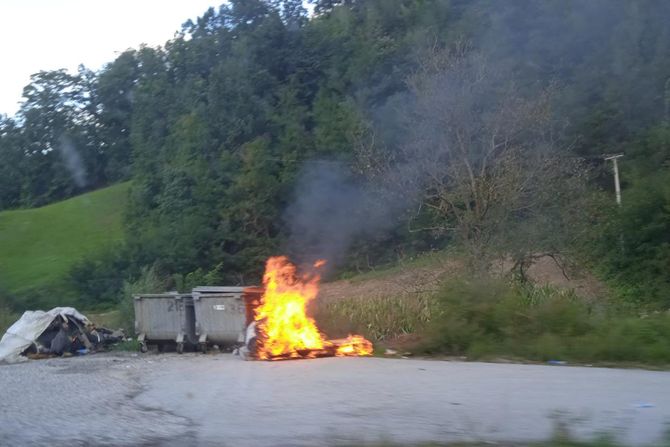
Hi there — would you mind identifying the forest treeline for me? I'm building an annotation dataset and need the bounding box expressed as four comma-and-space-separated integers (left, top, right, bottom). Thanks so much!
1, 0, 669, 309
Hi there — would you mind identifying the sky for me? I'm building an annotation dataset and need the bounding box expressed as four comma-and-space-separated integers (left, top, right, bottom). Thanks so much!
0, 0, 219, 117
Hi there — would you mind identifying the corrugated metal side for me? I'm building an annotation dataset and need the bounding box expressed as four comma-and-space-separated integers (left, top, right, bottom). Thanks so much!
133, 294, 192, 341
193, 292, 246, 344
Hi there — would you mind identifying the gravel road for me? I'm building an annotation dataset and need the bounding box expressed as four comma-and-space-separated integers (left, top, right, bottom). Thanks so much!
1, 353, 669, 446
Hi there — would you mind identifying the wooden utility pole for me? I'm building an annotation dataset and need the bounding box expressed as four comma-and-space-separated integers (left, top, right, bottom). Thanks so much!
604, 154, 624, 205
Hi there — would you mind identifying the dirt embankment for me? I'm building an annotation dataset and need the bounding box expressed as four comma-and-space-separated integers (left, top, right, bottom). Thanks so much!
319, 255, 606, 303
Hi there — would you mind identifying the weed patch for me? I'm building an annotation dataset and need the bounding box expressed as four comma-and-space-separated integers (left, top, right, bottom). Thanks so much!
420, 278, 670, 365
315, 292, 436, 341
316, 275, 670, 366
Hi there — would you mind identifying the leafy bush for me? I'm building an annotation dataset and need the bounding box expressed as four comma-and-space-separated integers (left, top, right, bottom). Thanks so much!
420, 277, 670, 364
68, 248, 130, 309
583, 126, 670, 309
118, 265, 168, 334
172, 262, 228, 293
573, 313, 670, 363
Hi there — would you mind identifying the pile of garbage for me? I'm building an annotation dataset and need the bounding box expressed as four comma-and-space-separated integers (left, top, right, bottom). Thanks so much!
0, 307, 125, 364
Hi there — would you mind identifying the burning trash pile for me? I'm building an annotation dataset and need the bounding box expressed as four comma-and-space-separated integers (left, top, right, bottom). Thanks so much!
0, 307, 125, 364
240, 256, 373, 360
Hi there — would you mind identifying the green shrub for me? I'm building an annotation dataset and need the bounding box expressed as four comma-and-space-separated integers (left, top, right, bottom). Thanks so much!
67, 247, 129, 309
421, 277, 514, 355
418, 277, 670, 364
118, 265, 168, 334
573, 314, 670, 363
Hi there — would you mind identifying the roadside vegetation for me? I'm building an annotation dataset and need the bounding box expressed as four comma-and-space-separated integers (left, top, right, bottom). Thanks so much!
316, 257, 670, 366
419, 278, 670, 365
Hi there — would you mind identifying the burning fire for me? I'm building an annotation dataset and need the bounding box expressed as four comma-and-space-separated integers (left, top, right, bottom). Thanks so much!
253, 256, 373, 360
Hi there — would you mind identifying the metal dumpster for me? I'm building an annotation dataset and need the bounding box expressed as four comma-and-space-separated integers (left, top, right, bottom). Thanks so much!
192, 286, 263, 352
134, 293, 196, 353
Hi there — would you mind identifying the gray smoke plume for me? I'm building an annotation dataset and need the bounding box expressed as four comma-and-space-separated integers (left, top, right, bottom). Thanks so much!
283, 160, 400, 269
58, 136, 87, 187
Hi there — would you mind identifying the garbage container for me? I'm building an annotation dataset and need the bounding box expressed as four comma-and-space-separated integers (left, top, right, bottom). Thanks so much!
192, 286, 263, 352
133, 293, 196, 353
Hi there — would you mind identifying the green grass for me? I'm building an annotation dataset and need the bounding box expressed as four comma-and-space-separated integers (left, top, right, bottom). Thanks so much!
85, 309, 123, 329
0, 182, 129, 295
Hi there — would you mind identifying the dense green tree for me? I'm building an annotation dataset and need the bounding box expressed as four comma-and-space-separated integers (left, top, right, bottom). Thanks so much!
107, 0, 670, 301
0, 117, 24, 209
17, 69, 101, 205
590, 126, 670, 306
95, 50, 140, 182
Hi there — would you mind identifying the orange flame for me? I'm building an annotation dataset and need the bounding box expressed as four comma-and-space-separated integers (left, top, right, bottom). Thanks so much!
334, 335, 374, 357
254, 256, 373, 360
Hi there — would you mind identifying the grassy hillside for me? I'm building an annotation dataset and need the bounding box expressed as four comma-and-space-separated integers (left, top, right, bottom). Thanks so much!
0, 182, 129, 295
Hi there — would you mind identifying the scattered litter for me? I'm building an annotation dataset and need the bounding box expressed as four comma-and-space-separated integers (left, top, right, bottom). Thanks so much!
634, 402, 655, 408
385, 349, 398, 355
0, 307, 126, 364
547, 360, 567, 365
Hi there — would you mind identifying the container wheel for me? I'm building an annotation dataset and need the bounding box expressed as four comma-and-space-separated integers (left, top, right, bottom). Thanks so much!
199, 343, 207, 354
176, 342, 184, 354
140, 342, 148, 353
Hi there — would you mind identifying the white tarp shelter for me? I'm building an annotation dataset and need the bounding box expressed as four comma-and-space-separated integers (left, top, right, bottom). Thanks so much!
0, 307, 89, 364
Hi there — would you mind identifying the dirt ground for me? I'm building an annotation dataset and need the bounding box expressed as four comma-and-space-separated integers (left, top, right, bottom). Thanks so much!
318, 255, 606, 304
1, 352, 669, 446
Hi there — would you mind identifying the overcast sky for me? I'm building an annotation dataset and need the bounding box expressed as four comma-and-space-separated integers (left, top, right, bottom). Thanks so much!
0, 0, 219, 117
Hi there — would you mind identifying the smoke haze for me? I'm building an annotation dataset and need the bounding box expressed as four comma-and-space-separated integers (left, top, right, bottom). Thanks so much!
58, 136, 87, 187
283, 160, 400, 269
